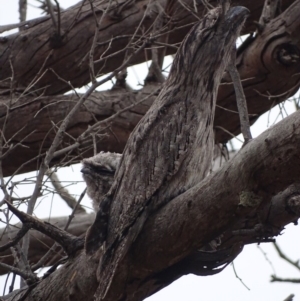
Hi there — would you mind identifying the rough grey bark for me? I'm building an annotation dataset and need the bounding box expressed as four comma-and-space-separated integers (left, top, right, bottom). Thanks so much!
3, 105, 300, 301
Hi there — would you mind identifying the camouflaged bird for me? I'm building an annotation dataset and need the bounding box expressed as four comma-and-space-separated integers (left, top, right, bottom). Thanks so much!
82, 152, 121, 211
85, 5, 249, 300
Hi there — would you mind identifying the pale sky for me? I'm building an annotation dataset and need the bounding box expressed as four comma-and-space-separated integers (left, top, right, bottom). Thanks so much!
0, 1, 299, 300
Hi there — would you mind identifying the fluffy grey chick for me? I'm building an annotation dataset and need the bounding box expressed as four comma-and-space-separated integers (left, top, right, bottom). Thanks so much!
81, 152, 121, 211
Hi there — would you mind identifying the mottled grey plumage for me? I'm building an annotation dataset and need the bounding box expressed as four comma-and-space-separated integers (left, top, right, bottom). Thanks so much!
81, 152, 121, 211
86, 6, 249, 301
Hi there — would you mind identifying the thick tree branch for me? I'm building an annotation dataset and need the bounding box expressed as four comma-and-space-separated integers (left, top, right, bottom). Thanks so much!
0, 0, 294, 96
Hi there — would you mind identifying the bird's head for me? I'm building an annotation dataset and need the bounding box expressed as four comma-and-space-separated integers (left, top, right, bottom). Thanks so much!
81, 152, 121, 210
168, 5, 249, 87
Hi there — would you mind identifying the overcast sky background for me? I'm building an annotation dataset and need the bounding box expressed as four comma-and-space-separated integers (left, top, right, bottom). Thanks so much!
0, 0, 299, 300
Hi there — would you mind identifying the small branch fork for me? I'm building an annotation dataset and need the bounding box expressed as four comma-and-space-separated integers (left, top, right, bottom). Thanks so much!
4, 202, 84, 256
270, 242, 300, 284
31, 187, 87, 271
0, 200, 84, 284
273, 242, 300, 271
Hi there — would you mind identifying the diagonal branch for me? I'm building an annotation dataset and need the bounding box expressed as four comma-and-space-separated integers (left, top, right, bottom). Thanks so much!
273, 242, 300, 271
0, 224, 30, 252
45, 169, 86, 213
6, 202, 84, 256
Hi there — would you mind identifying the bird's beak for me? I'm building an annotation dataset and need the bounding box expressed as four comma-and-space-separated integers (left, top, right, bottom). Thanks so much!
225, 6, 250, 25
81, 166, 91, 175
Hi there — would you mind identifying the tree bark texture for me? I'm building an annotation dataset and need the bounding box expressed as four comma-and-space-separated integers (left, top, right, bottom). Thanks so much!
1, 0, 300, 176
2, 102, 300, 301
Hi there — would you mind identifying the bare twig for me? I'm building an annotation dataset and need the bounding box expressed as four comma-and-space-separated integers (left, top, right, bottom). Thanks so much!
273, 242, 300, 271
32, 188, 87, 271
64, 188, 87, 231
6, 202, 84, 256
283, 294, 295, 301
1, 205, 34, 287
214, 126, 244, 143
227, 45, 252, 145
0, 19, 42, 34
231, 261, 250, 290
0, 225, 30, 252
201, 0, 214, 10
88, 0, 102, 83
16, 50, 53, 102
216, 104, 258, 116
257, 245, 276, 275
45, 169, 86, 213
177, 0, 201, 20
0, 262, 38, 284
8, 272, 16, 293
271, 275, 300, 283
18, 0, 27, 25
53, 0, 61, 35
